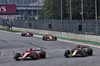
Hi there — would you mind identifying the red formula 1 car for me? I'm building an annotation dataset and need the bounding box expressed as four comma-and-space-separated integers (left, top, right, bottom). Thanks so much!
64, 45, 93, 57
21, 31, 33, 37
43, 34, 57, 41
14, 48, 46, 61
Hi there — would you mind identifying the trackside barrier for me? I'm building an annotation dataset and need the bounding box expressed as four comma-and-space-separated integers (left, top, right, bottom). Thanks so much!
0, 25, 100, 43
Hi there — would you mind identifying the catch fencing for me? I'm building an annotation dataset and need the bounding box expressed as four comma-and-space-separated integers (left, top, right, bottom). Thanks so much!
0, 19, 100, 35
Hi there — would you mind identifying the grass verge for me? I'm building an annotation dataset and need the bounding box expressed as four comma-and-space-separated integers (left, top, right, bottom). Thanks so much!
0, 28, 100, 46
33, 34, 100, 46
0, 28, 21, 33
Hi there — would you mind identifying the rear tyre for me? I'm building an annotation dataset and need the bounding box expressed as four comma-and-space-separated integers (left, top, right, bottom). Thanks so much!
40, 51, 46, 58
14, 53, 21, 61
55, 36, 57, 40
31, 33, 33, 36
87, 48, 93, 55
64, 50, 70, 57
31, 52, 37, 60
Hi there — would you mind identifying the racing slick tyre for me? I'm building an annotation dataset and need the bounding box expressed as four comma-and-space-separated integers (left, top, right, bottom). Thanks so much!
81, 49, 87, 57
43, 36, 47, 41
52, 36, 57, 41
87, 48, 93, 55
40, 51, 46, 58
23, 34, 25, 36
64, 50, 70, 57
31, 33, 33, 36
21, 33, 25, 36
21, 34, 23, 36
43, 36, 45, 40
14, 53, 21, 61
31, 52, 37, 60
55, 36, 57, 40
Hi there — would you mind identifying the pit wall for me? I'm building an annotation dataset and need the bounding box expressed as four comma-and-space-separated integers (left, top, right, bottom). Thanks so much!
0, 25, 100, 43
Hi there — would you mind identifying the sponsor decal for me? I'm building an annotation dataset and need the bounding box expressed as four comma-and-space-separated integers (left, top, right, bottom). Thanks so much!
0, 4, 16, 14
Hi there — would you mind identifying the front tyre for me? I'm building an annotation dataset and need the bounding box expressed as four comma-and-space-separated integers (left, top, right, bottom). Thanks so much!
14, 53, 21, 61
64, 50, 70, 57
43, 36, 46, 40
21, 33, 23, 36
43, 36, 45, 40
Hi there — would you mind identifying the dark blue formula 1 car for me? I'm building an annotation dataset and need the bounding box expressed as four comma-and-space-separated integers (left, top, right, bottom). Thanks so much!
64, 45, 93, 57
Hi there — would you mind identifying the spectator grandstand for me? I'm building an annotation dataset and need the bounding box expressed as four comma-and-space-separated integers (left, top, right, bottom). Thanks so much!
0, 0, 44, 20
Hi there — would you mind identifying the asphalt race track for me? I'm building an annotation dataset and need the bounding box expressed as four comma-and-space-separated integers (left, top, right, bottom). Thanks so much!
0, 30, 100, 66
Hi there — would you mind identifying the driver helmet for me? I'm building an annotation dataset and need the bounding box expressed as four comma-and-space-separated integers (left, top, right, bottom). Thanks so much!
77, 45, 82, 48
30, 48, 33, 51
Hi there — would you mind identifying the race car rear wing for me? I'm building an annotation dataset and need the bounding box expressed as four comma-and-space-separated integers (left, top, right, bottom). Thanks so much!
76, 45, 89, 48
33, 48, 43, 51
81, 45, 89, 48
